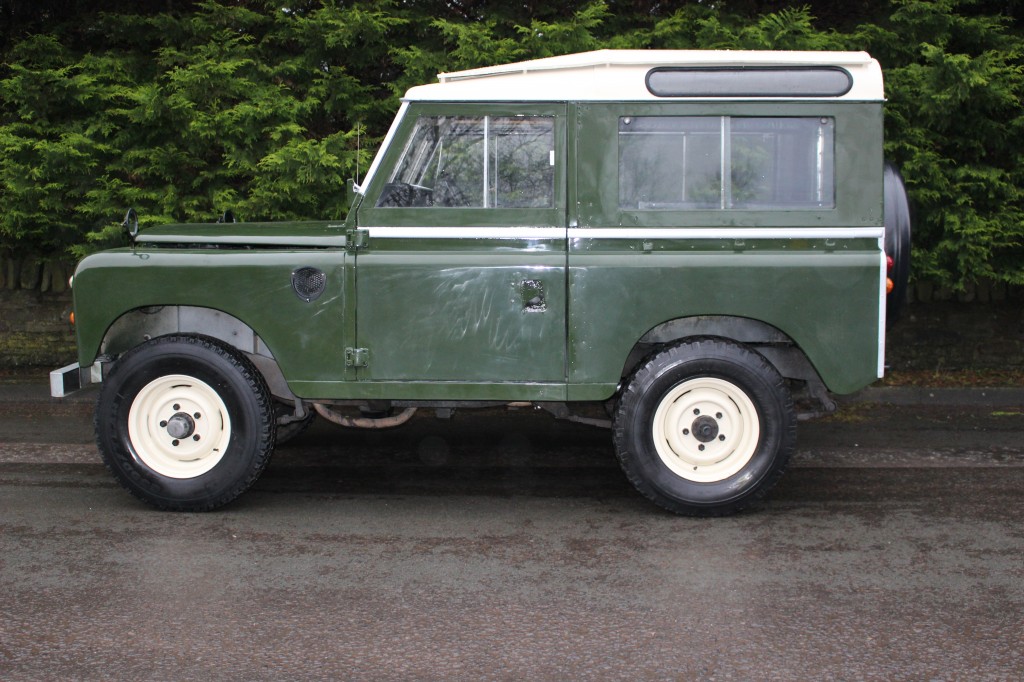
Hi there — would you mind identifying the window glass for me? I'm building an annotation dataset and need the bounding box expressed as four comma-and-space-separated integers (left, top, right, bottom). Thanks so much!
377, 115, 555, 208
618, 116, 835, 210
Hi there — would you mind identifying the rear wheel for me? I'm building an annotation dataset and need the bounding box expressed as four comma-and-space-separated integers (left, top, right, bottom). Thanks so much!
95, 335, 275, 511
613, 339, 795, 516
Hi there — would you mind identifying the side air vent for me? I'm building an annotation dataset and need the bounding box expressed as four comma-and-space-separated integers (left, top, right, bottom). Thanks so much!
646, 66, 853, 98
291, 267, 327, 302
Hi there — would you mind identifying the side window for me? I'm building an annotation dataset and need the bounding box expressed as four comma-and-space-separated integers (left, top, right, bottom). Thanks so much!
618, 116, 835, 210
377, 115, 555, 209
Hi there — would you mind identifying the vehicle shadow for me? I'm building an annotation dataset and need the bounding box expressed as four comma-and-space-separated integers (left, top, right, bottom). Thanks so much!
256, 408, 631, 498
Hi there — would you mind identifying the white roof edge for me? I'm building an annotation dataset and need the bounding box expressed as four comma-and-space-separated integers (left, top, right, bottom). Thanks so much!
408, 49, 883, 103
437, 49, 875, 83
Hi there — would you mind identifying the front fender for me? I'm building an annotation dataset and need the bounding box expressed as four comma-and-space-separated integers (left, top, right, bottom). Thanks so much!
73, 248, 349, 385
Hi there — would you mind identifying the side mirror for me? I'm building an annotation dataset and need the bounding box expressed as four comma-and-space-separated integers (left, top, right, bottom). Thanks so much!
122, 208, 139, 243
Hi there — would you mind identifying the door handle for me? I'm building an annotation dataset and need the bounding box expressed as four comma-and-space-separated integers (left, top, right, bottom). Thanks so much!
519, 279, 546, 312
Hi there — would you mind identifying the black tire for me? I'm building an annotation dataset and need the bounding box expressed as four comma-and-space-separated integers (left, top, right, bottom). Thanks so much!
613, 339, 796, 516
884, 162, 912, 326
95, 334, 276, 511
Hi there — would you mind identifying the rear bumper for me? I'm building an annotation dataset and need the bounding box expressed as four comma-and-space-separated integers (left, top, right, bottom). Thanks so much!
50, 361, 106, 398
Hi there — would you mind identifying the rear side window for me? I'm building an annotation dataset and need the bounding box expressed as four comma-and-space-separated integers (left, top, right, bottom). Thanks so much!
377, 115, 555, 209
618, 116, 835, 211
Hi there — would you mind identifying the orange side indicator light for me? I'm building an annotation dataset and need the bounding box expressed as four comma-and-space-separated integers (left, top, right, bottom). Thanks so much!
69, 311, 75, 326
886, 278, 895, 295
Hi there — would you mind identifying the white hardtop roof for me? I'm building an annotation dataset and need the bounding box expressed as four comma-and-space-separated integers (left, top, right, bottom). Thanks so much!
404, 49, 884, 102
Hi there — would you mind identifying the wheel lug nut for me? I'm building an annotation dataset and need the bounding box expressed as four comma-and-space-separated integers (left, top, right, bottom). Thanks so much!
160, 420, 167, 428
698, 444, 705, 451
194, 412, 201, 419
716, 412, 723, 419
719, 435, 726, 441
193, 434, 200, 441
173, 404, 180, 410
683, 428, 690, 435
171, 439, 179, 446
693, 409, 700, 415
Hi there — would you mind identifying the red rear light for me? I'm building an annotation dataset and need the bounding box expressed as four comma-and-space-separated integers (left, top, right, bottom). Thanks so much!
886, 255, 894, 273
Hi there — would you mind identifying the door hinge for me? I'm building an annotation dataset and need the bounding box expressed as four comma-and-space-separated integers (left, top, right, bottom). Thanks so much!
345, 347, 369, 367
346, 228, 368, 252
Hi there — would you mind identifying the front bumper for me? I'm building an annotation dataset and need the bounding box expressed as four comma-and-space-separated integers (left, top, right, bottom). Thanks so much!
50, 361, 106, 398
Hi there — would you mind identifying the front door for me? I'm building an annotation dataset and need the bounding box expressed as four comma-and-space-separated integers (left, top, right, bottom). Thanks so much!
354, 103, 567, 400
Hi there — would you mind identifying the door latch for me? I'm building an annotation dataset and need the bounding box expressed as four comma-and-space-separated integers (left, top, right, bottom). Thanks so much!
346, 229, 368, 252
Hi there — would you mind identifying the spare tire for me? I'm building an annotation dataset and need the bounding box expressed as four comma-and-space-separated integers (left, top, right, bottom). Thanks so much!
884, 162, 912, 325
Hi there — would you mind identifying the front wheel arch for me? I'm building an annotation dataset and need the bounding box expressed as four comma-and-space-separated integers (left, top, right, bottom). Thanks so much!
95, 305, 296, 403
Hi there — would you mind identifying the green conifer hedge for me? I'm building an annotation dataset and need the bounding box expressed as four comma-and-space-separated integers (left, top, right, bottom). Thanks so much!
1, 1, 1022, 291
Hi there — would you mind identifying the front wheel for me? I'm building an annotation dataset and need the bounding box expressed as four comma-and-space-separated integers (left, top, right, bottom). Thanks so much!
613, 339, 796, 516
95, 335, 276, 511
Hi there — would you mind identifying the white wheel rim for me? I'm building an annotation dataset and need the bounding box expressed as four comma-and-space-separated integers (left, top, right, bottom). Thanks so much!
127, 374, 232, 479
652, 377, 760, 483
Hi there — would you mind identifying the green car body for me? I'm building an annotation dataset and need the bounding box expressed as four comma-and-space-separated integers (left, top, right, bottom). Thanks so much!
54, 50, 909, 515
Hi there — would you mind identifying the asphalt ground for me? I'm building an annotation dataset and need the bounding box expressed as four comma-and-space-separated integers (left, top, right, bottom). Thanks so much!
1, 379, 1023, 679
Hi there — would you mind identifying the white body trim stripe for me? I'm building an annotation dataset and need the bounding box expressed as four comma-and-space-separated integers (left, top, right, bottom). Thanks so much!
368, 227, 565, 239
878, 239, 888, 378
367, 226, 885, 240
570, 227, 884, 240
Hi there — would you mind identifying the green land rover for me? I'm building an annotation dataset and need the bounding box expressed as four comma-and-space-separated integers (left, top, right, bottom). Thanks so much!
51, 49, 911, 516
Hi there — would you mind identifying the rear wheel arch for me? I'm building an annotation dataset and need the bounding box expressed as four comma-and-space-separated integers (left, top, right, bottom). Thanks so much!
623, 316, 821, 383
618, 316, 835, 418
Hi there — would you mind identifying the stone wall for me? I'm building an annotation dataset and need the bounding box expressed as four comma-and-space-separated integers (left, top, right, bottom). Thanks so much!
0, 289, 76, 368
885, 300, 1024, 373
0, 254, 74, 368
910, 280, 1022, 304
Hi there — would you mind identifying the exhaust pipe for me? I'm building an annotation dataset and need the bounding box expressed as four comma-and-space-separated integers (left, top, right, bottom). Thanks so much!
313, 403, 417, 429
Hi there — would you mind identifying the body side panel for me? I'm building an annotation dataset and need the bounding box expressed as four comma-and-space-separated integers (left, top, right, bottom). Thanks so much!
568, 100, 885, 395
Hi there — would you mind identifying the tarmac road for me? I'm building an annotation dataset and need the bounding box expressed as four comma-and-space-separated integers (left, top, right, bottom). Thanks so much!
1, 381, 1023, 680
